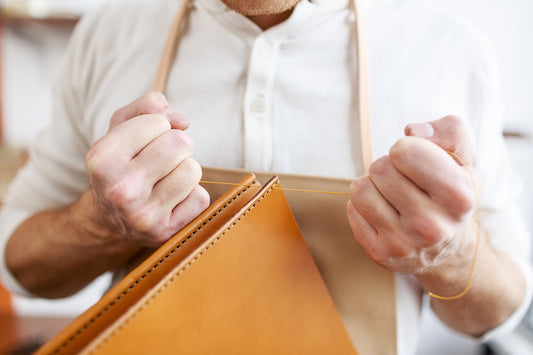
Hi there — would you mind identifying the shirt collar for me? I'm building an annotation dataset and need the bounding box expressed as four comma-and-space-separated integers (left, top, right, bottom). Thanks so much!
196, 0, 349, 14
196, 0, 390, 16
195, 0, 317, 43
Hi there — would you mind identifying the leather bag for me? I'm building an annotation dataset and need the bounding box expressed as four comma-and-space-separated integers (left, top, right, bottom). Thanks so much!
35, 174, 358, 354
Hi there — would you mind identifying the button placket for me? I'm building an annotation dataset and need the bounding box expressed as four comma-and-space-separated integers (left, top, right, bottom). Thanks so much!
243, 35, 279, 171
250, 94, 266, 113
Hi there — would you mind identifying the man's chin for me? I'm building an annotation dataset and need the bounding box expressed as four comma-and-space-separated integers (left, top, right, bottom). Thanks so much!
219, 0, 300, 16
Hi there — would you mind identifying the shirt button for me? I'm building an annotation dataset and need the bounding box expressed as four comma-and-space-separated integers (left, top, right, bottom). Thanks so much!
258, 39, 273, 57
250, 96, 266, 113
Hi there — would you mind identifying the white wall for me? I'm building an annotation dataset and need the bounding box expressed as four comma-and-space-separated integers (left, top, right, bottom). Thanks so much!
428, 0, 533, 132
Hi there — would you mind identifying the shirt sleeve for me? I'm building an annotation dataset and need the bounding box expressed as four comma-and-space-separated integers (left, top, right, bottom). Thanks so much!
469, 36, 533, 339
0, 8, 104, 296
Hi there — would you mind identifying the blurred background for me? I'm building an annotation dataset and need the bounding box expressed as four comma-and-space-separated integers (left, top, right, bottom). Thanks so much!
0, 0, 531, 354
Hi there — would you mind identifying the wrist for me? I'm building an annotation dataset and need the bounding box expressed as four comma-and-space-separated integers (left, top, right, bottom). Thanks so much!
69, 190, 139, 257
414, 219, 481, 298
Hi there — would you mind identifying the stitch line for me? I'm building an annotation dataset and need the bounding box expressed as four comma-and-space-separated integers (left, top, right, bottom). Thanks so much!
89, 182, 278, 354
51, 182, 254, 354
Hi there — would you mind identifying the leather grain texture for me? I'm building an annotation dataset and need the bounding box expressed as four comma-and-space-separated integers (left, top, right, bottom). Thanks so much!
36, 174, 357, 355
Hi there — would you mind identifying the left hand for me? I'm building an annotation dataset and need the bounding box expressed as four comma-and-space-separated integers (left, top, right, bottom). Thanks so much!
347, 115, 480, 277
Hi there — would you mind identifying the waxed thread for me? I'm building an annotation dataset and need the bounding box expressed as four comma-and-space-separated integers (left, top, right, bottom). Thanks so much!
201, 151, 481, 301
428, 151, 480, 301
200, 180, 350, 196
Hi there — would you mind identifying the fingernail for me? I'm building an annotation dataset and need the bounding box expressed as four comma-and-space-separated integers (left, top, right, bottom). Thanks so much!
406, 122, 434, 138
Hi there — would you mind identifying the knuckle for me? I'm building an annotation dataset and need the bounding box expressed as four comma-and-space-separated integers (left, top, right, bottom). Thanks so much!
86, 145, 110, 180
181, 157, 202, 182
105, 175, 143, 207
408, 213, 447, 246
168, 129, 194, 151
443, 114, 463, 128
109, 107, 126, 127
350, 176, 373, 197
449, 182, 476, 216
194, 186, 211, 210
144, 91, 167, 112
130, 205, 159, 234
369, 156, 391, 178
440, 115, 464, 141
389, 137, 414, 163
150, 113, 172, 131
368, 247, 393, 268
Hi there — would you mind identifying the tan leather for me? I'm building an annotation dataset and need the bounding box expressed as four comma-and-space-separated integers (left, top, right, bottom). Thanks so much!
203, 167, 397, 355
36, 175, 358, 354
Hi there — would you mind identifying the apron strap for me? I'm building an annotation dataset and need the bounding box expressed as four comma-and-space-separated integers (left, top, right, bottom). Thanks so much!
350, 0, 373, 174
152, 0, 192, 94
152, 0, 374, 174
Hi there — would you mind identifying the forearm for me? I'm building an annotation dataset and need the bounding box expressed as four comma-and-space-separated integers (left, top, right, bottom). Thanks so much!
5, 190, 140, 298
416, 226, 527, 337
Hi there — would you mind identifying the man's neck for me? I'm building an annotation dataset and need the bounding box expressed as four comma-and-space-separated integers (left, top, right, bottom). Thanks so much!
247, 9, 293, 30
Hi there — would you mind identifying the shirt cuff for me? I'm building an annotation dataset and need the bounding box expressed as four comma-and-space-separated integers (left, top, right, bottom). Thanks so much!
478, 256, 533, 341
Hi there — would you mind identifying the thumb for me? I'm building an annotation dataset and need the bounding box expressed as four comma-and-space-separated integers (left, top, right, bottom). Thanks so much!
109, 92, 189, 131
405, 115, 476, 166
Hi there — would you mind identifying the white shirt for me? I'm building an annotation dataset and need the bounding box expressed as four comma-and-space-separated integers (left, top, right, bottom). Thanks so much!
1, 0, 531, 354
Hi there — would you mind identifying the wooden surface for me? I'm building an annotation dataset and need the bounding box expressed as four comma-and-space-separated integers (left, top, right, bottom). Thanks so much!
0, 9, 79, 26
0, 316, 73, 355
0, 283, 12, 316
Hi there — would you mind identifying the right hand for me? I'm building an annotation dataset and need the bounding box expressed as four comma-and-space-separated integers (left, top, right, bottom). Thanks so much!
85, 92, 210, 247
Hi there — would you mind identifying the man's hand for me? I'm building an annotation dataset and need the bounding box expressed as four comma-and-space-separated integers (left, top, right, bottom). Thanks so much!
6, 92, 211, 298
347, 115, 526, 336
86, 92, 210, 248
347, 115, 478, 279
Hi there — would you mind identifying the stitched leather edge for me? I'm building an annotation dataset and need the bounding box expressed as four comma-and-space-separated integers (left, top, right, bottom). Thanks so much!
51, 182, 255, 355
89, 181, 279, 354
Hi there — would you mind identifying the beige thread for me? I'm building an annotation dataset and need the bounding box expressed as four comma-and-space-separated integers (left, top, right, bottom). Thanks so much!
427, 151, 481, 301
200, 180, 350, 196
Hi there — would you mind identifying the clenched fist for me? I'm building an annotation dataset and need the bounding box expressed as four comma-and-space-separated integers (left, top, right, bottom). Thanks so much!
347, 115, 479, 280
86, 92, 210, 247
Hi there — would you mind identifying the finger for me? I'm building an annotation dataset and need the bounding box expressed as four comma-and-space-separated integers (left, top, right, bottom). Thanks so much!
130, 129, 194, 184
349, 176, 399, 232
150, 157, 202, 213
347, 200, 381, 256
405, 115, 475, 166
169, 185, 210, 235
110, 92, 189, 130
87, 114, 172, 178
349, 176, 414, 255
369, 156, 452, 247
390, 136, 476, 218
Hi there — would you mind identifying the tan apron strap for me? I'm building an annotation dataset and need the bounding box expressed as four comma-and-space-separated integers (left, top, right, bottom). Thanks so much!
153, 0, 374, 175
152, 0, 192, 93
350, 0, 373, 174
